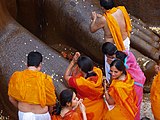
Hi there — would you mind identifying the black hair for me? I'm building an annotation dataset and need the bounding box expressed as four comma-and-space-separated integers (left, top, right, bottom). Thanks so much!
110, 59, 127, 75
115, 51, 127, 62
27, 51, 43, 67
77, 56, 97, 78
102, 42, 117, 56
53, 89, 74, 115
100, 0, 115, 10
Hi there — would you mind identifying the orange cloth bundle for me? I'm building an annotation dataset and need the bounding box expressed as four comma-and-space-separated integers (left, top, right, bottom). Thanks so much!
75, 67, 104, 100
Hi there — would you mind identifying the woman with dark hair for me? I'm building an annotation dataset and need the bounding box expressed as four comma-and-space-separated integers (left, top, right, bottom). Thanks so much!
102, 42, 146, 120
64, 52, 107, 120
52, 89, 87, 120
104, 59, 138, 120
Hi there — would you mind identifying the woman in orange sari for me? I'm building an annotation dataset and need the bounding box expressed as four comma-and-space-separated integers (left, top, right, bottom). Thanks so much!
150, 58, 160, 120
51, 89, 87, 120
64, 52, 107, 120
104, 59, 138, 120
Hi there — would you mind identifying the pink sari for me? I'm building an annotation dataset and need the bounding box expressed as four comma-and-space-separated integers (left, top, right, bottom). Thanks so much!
124, 50, 146, 120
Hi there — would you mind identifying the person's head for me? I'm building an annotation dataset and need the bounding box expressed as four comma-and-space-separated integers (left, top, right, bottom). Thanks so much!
53, 89, 78, 115
110, 59, 126, 79
102, 42, 117, 64
60, 89, 78, 108
27, 51, 43, 69
115, 51, 127, 62
100, 0, 115, 10
77, 56, 96, 78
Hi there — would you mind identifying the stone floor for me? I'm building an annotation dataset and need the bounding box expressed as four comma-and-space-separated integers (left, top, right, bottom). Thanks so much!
141, 93, 154, 120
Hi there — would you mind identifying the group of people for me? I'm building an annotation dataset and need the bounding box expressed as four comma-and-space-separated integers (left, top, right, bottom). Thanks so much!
7, 0, 159, 120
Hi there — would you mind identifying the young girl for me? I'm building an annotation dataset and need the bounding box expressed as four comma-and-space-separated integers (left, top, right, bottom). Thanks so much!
52, 89, 87, 120
104, 59, 138, 120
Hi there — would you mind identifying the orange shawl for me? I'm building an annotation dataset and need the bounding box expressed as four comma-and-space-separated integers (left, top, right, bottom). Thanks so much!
8, 69, 56, 107
52, 110, 82, 120
104, 6, 132, 51
150, 72, 160, 119
75, 67, 104, 100
72, 67, 107, 120
109, 72, 138, 119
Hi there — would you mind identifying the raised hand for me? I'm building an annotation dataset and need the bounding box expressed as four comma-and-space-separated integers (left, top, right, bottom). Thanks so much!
72, 52, 80, 63
78, 99, 86, 113
91, 11, 97, 21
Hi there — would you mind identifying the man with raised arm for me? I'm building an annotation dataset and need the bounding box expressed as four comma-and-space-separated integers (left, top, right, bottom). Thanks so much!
90, 0, 132, 51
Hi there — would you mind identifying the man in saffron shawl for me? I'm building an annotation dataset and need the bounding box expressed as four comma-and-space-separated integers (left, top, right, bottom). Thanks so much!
8, 51, 57, 120
150, 56, 160, 120
90, 0, 132, 51
90, 0, 132, 82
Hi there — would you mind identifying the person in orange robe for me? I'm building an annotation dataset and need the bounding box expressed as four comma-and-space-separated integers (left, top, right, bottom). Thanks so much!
51, 89, 87, 120
90, 0, 132, 91
8, 51, 57, 120
150, 57, 160, 120
90, 0, 132, 51
64, 52, 107, 120
102, 42, 146, 120
104, 59, 138, 120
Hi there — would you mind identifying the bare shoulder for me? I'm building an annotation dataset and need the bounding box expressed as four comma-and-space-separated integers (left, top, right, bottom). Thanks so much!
97, 15, 106, 24
97, 13, 105, 19
96, 13, 103, 17
115, 9, 123, 15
